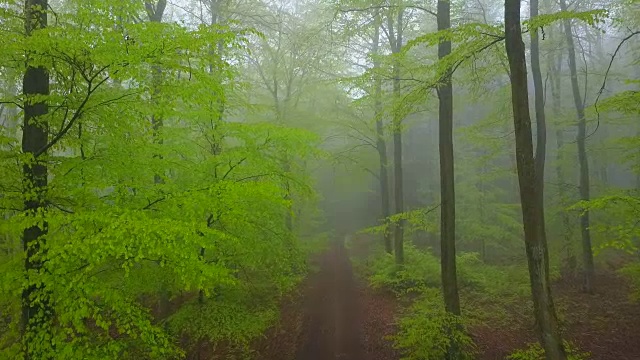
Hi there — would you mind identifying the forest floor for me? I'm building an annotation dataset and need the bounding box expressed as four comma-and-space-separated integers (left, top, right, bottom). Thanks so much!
237, 239, 640, 360
255, 239, 400, 360
473, 270, 640, 360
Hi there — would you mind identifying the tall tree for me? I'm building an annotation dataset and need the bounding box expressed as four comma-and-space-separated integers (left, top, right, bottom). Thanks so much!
549, 43, 577, 275
437, 0, 462, 356
372, 9, 393, 254
559, 0, 595, 293
530, 0, 547, 216
21, 1, 53, 358
388, 0, 405, 264
504, 1, 567, 358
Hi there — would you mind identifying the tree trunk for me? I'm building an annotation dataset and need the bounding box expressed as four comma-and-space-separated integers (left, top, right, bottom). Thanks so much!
392, 4, 404, 265
530, 0, 547, 226
21, 1, 53, 358
558, 0, 594, 293
548, 27, 576, 276
504, 1, 567, 359
438, 0, 462, 357
372, 10, 392, 254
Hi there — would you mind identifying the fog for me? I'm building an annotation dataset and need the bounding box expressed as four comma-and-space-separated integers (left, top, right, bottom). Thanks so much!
1, 0, 639, 359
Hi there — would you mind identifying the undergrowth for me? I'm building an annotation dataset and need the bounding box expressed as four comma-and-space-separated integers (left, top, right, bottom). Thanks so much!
507, 341, 591, 360
391, 288, 476, 360
353, 241, 580, 360
619, 262, 640, 301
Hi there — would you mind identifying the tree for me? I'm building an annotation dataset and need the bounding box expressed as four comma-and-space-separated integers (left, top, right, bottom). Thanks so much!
389, 0, 405, 265
504, 0, 567, 358
437, 0, 462, 357
530, 0, 547, 230
372, 9, 393, 254
558, 0, 595, 293
21, 1, 52, 358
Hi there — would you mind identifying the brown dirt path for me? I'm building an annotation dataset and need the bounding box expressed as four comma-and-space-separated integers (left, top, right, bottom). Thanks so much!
296, 240, 364, 360
291, 239, 399, 360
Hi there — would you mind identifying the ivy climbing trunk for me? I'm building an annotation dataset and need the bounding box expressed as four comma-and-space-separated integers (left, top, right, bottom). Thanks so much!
389, 1, 405, 265
504, 1, 567, 359
438, 0, 462, 357
559, 0, 594, 293
21, 1, 53, 358
372, 9, 392, 254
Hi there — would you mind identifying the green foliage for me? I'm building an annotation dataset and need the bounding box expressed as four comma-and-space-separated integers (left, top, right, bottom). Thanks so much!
573, 195, 640, 254
392, 288, 476, 360
507, 341, 590, 360
366, 244, 441, 295
457, 252, 561, 299
525, 9, 609, 31
0, 1, 324, 358
619, 262, 640, 302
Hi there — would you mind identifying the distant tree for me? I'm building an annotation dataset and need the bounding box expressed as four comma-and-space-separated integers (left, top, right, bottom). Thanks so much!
558, 0, 595, 294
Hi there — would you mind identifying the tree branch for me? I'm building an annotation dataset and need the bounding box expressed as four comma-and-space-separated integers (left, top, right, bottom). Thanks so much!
590, 30, 640, 139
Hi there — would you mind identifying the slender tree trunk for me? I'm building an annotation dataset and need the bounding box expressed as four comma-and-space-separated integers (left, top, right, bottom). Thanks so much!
392, 4, 405, 265
438, 1, 462, 357
548, 27, 576, 276
558, 0, 594, 293
530, 0, 547, 224
504, 2, 567, 359
372, 10, 392, 254
21, 1, 53, 358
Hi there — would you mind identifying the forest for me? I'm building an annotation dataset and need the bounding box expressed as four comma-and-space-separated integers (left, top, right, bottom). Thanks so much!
0, 0, 639, 359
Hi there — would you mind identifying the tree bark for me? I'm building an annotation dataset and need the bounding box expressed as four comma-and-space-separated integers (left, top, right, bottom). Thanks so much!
372, 10, 392, 254
438, 1, 462, 357
504, 1, 567, 359
21, 1, 53, 358
530, 0, 547, 226
558, 0, 594, 293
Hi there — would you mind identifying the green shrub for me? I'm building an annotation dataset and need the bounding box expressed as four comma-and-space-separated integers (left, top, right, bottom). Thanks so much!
507, 341, 590, 360
392, 288, 476, 360
367, 245, 441, 295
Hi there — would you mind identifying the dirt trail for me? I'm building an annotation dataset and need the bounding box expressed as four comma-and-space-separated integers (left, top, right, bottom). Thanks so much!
296, 240, 364, 360
294, 240, 398, 360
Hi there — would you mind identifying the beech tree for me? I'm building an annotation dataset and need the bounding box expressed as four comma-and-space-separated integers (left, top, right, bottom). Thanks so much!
21, 1, 52, 357
559, 0, 595, 293
504, 0, 566, 358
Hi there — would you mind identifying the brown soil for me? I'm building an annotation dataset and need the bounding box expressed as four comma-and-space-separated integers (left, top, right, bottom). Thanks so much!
471, 272, 640, 360
258, 239, 399, 360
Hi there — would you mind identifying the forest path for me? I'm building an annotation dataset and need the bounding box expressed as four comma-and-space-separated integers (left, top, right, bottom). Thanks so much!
296, 239, 364, 360
294, 238, 399, 360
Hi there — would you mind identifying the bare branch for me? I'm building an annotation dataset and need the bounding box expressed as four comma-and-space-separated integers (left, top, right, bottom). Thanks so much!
590, 30, 640, 139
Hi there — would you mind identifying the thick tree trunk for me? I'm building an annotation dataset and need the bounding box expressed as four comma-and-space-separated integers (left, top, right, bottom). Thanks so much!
558, 0, 594, 293
504, 1, 567, 359
372, 10, 392, 254
21, 1, 53, 358
438, 1, 462, 357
